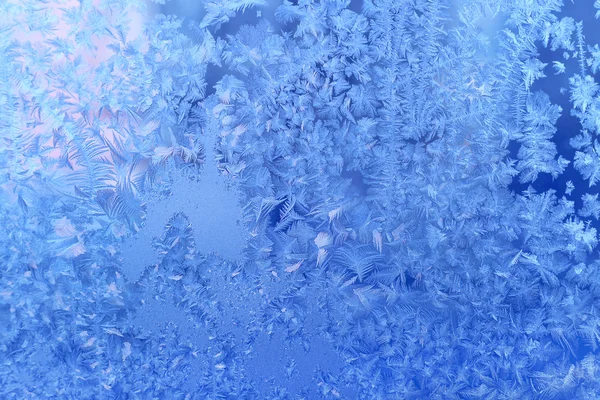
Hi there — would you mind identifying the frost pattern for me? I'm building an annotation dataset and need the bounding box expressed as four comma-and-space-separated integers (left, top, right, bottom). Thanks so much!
3, 0, 600, 399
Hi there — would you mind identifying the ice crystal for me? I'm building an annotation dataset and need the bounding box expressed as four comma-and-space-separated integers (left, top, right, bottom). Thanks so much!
4, 0, 600, 398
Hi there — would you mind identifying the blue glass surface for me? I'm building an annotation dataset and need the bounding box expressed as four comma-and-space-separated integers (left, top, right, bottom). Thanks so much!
3, 0, 600, 398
